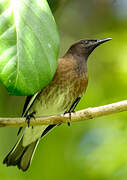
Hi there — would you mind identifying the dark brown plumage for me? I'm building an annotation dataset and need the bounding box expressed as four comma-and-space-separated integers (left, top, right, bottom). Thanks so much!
3, 38, 112, 171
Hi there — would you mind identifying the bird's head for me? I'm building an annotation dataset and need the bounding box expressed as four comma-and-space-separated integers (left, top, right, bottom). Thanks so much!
67, 38, 112, 59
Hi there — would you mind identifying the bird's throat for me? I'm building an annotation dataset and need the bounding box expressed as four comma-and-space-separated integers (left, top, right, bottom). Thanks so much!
74, 55, 88, 77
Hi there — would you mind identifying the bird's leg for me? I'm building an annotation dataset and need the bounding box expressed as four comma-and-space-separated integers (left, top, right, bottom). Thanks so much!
64, 97, 81, 126
17, 111, 36, 135
26, 111, 36, 128
70, 97, 81, 113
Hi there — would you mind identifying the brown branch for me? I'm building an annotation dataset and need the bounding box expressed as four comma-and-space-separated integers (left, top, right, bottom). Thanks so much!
0, 100, 127, 127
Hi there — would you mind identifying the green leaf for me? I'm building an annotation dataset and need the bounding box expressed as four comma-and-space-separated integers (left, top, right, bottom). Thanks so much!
0, 0, 60, 95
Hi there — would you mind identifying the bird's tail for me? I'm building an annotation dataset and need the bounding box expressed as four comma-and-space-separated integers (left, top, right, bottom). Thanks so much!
3, 136, 39, 171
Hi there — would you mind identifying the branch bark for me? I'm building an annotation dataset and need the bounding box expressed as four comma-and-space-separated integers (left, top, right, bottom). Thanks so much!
0, 100, 127, 128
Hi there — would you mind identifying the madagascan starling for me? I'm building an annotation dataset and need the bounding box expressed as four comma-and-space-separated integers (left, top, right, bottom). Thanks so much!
3, 38, 112, 171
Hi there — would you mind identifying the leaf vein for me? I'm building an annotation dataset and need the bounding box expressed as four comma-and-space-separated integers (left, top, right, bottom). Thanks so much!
20, 15, 52, 77
19, 38, 40, 89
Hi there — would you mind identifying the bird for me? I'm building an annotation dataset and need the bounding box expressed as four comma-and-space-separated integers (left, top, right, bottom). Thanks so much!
3, 38, 112, 171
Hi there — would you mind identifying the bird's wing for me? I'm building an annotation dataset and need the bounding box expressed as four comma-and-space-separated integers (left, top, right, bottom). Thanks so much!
22, 93, 39, 117
22, 95, 33, 116
17, 92, 39, 136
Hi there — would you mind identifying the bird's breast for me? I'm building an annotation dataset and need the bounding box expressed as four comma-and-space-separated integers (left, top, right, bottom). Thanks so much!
29, 58, 88, 116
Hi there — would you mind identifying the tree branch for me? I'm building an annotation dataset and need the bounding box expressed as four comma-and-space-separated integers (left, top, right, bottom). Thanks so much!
0, 100, 127, 128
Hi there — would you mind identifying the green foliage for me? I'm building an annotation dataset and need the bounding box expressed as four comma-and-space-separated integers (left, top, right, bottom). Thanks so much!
0, 0, 60, 95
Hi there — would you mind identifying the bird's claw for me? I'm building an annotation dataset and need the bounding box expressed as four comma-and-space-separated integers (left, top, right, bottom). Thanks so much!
64, 110, 75, 126
26, 111, 36, 128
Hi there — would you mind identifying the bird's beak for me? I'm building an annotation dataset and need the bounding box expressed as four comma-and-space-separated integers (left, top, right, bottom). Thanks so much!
95, 38, 112, 46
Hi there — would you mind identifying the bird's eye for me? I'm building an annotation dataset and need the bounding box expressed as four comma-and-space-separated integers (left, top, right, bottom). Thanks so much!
84, 40, 89, 45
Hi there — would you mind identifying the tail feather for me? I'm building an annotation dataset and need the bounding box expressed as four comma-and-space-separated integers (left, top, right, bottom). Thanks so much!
3, 125, 56, 171
3, 137, 39, 171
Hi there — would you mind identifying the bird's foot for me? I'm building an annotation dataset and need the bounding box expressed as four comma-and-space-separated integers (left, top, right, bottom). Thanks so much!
26, 111, 36, 128
64, 110, 75, 126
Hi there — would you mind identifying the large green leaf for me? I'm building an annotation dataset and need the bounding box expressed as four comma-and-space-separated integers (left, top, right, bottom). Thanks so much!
0, 0, 60, 95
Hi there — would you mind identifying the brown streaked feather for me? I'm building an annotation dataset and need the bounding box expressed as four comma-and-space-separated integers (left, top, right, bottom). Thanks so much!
37, 55, 88, 105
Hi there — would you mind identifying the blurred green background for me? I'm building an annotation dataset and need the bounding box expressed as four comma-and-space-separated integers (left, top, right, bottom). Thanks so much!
1, 0, 127, 179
